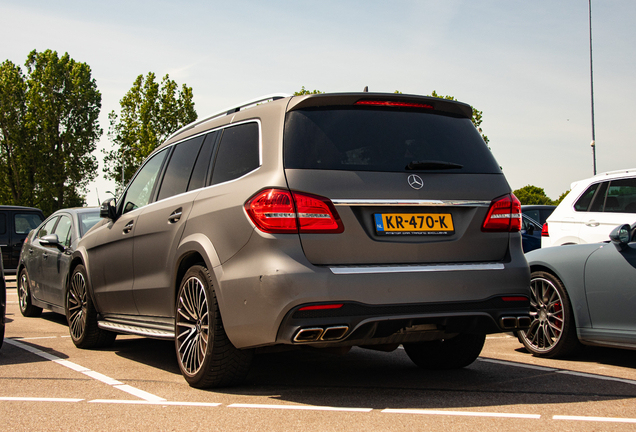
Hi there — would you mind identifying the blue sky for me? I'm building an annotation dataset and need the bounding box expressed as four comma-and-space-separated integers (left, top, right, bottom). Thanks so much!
2, 0, 635, 206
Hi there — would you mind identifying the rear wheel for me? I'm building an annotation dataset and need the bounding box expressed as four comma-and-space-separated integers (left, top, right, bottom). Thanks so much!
518, 271, 581, 358
66, 264, 116, 349
404, 333, 486, 370
175, 265, 253, 388
18, 268, 42, 317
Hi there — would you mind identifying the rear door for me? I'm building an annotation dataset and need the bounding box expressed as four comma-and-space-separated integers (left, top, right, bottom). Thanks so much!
283, 102, 511, 266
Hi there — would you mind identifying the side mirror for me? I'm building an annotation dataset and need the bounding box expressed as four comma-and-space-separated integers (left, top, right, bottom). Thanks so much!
526, 225, 535, 235
39, 233, 65, 252
100, 198, 118, 220
609, 224, 632, 251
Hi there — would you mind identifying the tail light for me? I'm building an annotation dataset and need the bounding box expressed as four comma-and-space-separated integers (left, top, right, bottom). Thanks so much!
245, 188, 344, 234
355, 100, 434, 109
482, 193, 521, 232
541, 223, 549, 237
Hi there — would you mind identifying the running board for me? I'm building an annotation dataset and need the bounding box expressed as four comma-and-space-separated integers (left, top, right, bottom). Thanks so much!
98, 321, 175, 339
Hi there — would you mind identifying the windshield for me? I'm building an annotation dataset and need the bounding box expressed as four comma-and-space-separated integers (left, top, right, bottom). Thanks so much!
284, 107, 501, 174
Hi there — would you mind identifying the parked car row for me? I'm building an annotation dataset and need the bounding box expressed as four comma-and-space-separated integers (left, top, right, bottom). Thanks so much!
5, 93, 635, 387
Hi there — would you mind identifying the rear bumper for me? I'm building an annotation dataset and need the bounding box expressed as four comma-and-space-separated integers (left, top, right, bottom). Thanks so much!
214, 231, 530, 349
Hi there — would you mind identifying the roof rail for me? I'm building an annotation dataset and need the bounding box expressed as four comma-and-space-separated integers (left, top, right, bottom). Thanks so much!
597, 168, 636, 176
166, 93, 291, 142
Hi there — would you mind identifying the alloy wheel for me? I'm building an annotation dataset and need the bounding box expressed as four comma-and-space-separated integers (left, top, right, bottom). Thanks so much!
176, 276, 210, 376
521, 276, 564, 353
18, 272, 29, 311
68, 271, 88, 340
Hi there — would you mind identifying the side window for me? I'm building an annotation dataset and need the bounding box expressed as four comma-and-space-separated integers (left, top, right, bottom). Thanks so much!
187, 131, 219, 192
15, 213, 43, 234
606, 178, 636, 213
38, 217, 58, 238
53, 215, 72, 247
588, 182, 609, 212
0, 214, 5, 235
211, 122, 260, 185
574, 183, 600, 212
157, 135, 205, 201
122, 149, 169, 214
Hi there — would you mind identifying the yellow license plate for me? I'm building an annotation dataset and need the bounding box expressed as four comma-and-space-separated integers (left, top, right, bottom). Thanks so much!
374, 213, 454, 235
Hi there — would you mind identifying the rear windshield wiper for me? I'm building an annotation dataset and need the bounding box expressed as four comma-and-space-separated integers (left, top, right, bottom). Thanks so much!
405, 160, 464, 170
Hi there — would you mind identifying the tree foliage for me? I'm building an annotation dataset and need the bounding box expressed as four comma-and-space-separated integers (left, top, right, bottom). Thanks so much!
104, 72, 197, 191
0, 50, 101, 214
294, 86, 323, 95
513, 185, 556, 205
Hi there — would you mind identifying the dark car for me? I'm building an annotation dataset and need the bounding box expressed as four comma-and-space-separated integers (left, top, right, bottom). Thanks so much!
521, 214, 542, 253
519, 223, 636, 357
70, 92, 530, 388
0, 246, 5, 349
521, 204, 555, 227
0, 206, 45, 274
17, 207, 100, 318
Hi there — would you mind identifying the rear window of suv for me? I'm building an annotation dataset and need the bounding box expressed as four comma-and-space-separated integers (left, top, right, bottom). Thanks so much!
284, 107, 501, 174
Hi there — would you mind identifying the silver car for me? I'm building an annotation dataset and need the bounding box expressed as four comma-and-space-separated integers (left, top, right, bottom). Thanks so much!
70, 93, 530, 388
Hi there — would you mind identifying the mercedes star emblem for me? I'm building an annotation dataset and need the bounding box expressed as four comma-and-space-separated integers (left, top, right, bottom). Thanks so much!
408, 174, 424, 190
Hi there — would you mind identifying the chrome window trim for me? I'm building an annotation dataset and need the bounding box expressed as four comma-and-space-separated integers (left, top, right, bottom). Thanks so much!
329, 263, 505, 275
331, 199, 491, 207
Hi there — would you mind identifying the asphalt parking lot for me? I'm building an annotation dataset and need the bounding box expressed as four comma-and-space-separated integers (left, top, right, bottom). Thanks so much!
2, 275, 636, 431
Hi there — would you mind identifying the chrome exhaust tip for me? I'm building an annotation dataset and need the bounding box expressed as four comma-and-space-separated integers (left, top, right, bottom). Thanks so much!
500, 316, 518, 330
320, 326, 348, 341
293, 328, 324, 342
517, 316, 531, 328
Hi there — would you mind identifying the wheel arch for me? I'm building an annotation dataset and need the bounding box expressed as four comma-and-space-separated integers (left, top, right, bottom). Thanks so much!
529, 264, 589, 330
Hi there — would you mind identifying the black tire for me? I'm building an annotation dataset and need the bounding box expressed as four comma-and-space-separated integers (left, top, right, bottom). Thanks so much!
175, 265, 253, 388
0, 321, 4, 350
404, 333, 486, 370
518, 271, 582, 358
18, 268, 42, 317
66, 264, 116, 349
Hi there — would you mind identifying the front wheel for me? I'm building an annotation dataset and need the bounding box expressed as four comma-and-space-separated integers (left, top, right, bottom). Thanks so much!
66, 264, 116, 349
517, 271, 581, 358
403, 333, 486, 370
175, 265, 253, 388
18, 268, 42, 317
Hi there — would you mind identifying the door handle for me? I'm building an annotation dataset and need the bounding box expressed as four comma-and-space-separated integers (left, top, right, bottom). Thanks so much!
585, 220, 600, 227
123, 220, 134, 234
43, 253, 48, 260
28, 248, 33, 254
168, 208, 183, 224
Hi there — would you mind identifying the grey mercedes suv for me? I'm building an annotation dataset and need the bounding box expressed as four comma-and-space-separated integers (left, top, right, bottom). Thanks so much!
70, 92, 530, 388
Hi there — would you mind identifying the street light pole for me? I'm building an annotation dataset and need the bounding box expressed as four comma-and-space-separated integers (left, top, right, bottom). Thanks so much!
589, 0, 597, 175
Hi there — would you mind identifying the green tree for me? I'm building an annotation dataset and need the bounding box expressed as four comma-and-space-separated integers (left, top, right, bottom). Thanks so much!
0, 60, 31, 206
294, 86, 323, 95
104, 73, 197, 191
554, 190, 570, 205
0, 50, 101, 214
513, 185, 555, 205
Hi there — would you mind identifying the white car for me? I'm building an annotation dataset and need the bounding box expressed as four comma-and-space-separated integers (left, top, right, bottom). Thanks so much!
542, 168, 636, 247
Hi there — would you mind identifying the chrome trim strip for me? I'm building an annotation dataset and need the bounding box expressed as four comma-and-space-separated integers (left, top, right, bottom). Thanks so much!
331, 199, 491, 207
98, 321, 175, 339
329, 263, 505, 275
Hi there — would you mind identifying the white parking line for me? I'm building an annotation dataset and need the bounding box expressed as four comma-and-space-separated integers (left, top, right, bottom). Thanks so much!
228, 403, 373, 413
554, 415, 636, 424
477, 358, 557, 372
4, 338, 166, 402
0, 397, 83, 403
478, 357, 636, 386
90, 400, 222, 407
382, 408, 541, 419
